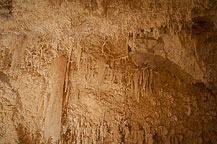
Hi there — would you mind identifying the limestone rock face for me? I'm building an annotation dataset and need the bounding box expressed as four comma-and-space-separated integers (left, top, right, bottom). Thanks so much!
0, 0, 216, 143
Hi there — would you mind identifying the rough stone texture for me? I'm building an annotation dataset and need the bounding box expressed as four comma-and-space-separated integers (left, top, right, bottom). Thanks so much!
0, 0, 216, 143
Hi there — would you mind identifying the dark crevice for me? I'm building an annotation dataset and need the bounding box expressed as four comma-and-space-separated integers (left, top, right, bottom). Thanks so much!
0, 0, 13, 17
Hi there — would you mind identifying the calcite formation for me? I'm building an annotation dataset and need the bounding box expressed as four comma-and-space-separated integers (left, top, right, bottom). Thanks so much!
0, 0, 216, 143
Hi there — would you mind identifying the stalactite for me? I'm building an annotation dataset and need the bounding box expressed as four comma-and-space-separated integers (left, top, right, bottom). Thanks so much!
142, 68, 147, 93
85, 56, 91, 88
192, 37, 206, 77
76, 43, 82, 71
11, 34, 28, 70
97, 56, 107, 89
133, 71, 139, 102
64, 45, 73, 93
186, 97, 191, 116
149, 69, 153, 93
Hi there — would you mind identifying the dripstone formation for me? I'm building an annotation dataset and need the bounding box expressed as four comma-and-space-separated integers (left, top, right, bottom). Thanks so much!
0, 0, 216, 143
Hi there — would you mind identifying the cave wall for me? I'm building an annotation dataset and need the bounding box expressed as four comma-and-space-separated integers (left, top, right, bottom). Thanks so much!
0, 0, 216, 143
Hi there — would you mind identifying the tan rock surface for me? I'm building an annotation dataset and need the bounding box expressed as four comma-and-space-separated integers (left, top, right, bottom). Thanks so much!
0, 0, 216, 143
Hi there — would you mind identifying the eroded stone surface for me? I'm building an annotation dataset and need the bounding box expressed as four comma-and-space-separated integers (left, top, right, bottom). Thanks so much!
0, 0, 216, 143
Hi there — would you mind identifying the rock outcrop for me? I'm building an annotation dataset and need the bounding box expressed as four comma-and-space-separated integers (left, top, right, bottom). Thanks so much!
0, 0, 216, 143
